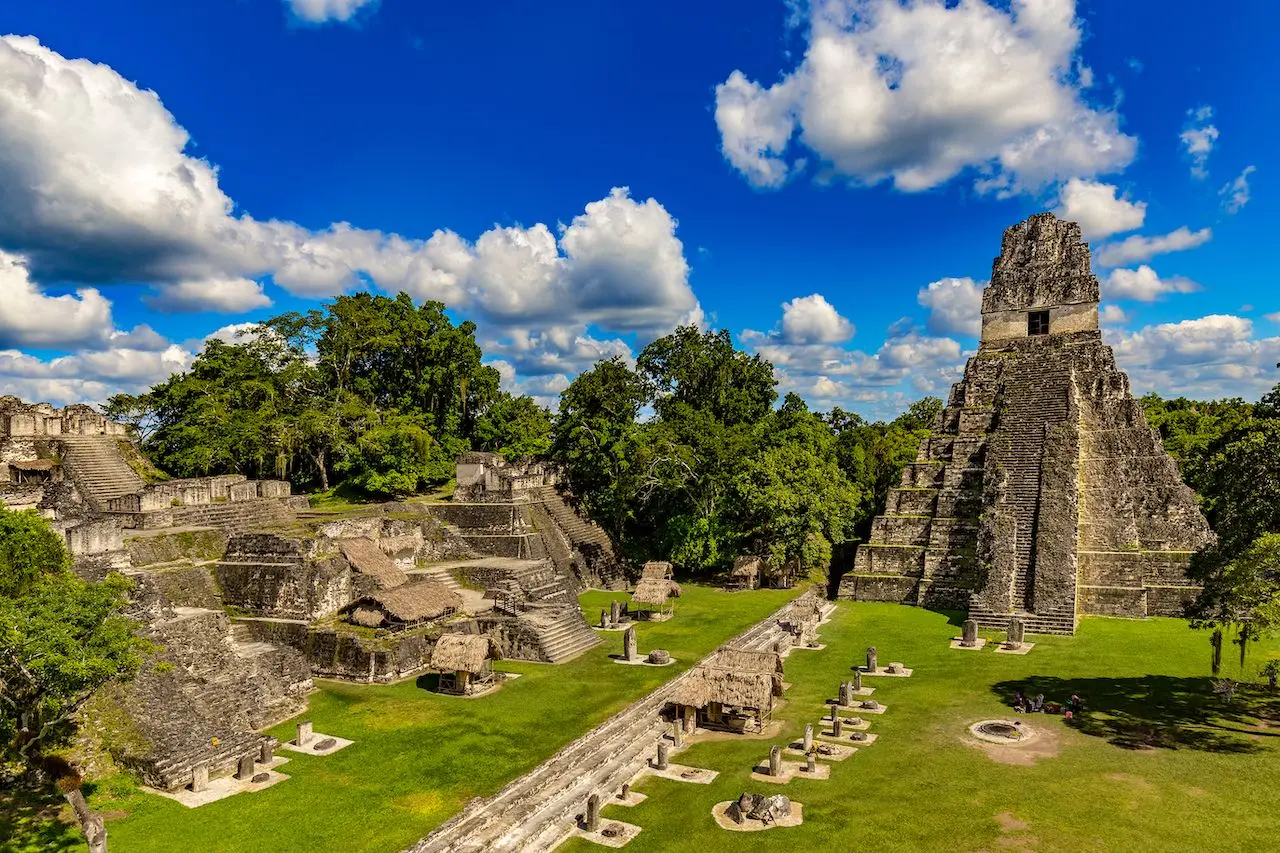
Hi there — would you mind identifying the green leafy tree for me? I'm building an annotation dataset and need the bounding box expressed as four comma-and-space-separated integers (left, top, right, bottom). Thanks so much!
473, 392, 553, 460
552, 357, 649, 537
730, 394, 861, 574
1191, 533, 1280, 673
0, 507, 144, 852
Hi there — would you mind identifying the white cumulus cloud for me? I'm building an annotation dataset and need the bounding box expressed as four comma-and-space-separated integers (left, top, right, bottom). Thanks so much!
1110, 314, 1280, 400
144, 277, 273, 314
917, 277, 984, 337
714, 0, 1136, 195
1180, 105, 1219, 179
1054, 178, 1146, 240
0, 251, 114, 349
0, 37, 699, 337
777, 294, 855, 344
1103, 266, 1199, 302
285, 0, 379, 24
1094, 226, 1212, 268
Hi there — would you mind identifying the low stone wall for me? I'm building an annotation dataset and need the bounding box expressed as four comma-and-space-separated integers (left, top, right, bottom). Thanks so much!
126, 529, 229, 568
427, 503, 516, 532
305, 626, 438, 683
141, 564, 223, 610
462, 615, 545, 662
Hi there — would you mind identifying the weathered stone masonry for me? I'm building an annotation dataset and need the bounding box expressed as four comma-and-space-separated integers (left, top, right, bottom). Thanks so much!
838, 213, 1213, 633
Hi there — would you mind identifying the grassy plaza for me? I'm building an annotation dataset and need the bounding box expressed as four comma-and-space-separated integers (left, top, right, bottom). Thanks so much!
8, 590, 1280, 852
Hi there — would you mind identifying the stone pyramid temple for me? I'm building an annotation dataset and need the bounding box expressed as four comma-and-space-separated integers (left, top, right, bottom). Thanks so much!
838, 213, 1214, 634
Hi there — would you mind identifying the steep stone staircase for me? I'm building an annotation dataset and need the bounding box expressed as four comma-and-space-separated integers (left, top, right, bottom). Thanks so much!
523, 605, 602, 663
58, 434, 145, 510
228, 621, 280, 659
169, 500, 296, 532
412, 564, 465, 596
970, 353, 1078, 634
529, 486, 626, 587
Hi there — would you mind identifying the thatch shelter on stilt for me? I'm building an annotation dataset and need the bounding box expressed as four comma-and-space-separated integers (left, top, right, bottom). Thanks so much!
640, 561, 674, 581
631, 577, 681, 620
667, 646, 784, 734
763, 557, 798, 589
430, 634, 498, 695
728, 555, 763, 591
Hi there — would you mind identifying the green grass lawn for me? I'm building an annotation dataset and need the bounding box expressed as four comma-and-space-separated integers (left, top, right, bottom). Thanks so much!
560, 603, 1280, 853
13, 584, 795, 853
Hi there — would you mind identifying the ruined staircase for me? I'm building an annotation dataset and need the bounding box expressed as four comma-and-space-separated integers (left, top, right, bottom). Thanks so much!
413, 565, 465, 596
529, 486, 626, 587
57, 434, 146, 510
969, 353, 1079, 635
524, 605, 602, 663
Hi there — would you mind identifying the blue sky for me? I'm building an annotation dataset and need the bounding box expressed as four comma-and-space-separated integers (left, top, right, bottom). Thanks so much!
0, 0, 1275, 417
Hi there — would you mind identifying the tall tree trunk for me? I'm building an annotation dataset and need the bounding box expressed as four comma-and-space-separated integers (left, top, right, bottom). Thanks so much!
1211, 628, 1223, 675
314, 449, 329, 491
63, 787, 107, 853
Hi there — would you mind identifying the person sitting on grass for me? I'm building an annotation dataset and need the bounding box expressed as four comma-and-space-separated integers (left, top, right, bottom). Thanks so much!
1068, 694, 1083, 714
1013, 692, 1028, 713
1031, 694, 1045, 713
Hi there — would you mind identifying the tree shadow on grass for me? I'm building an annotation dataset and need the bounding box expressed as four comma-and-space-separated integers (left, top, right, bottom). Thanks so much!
992, 675, 1280, 754
0, 788, 82, 853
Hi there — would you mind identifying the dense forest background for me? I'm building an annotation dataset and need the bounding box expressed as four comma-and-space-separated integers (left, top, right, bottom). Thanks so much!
106, 293, 1280, 623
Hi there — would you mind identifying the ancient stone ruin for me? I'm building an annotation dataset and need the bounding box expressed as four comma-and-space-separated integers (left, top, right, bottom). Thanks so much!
839, 213, 1214, 633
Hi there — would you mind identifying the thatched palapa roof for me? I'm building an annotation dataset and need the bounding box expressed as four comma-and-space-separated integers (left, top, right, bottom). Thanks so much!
339, 537, 409, 589
632, 577, 682, 605
350, 580, 462, 625
670, 667, 776, 711
710, 646, 784, 677
9, 458, 58, 471
431, 633, 494, 673
731, 555, 763, 578
640, 561, 673, 580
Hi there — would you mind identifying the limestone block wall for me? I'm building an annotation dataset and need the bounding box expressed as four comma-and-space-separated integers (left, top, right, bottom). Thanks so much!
65, 520, 124, 555
427, 502, 518, 532
216, 533, 354, 619
462, 615, 545, 662
304, 627, 437, 683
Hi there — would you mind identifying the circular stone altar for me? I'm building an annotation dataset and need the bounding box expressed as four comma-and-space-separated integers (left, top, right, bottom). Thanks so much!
968, 719, 1038, 745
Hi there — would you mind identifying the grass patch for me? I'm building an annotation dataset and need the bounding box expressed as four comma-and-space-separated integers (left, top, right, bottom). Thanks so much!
18, 596, 1280, 852
559, 604, 1280, 852
47, 584, 796, 853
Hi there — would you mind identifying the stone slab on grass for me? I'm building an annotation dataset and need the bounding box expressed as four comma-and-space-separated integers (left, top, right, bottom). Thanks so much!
575, 819, 643, 848
950, 638, 988, 651
611, 791, 648, 807
860, 666, 913, 677
994, 643, 1036, 656
281, 732, 354, 756
647, 762, 718, 784
785, 742, 856, 761
817, 730, 879, 746
144, 757, 290, 808
611, 656, 677, 667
